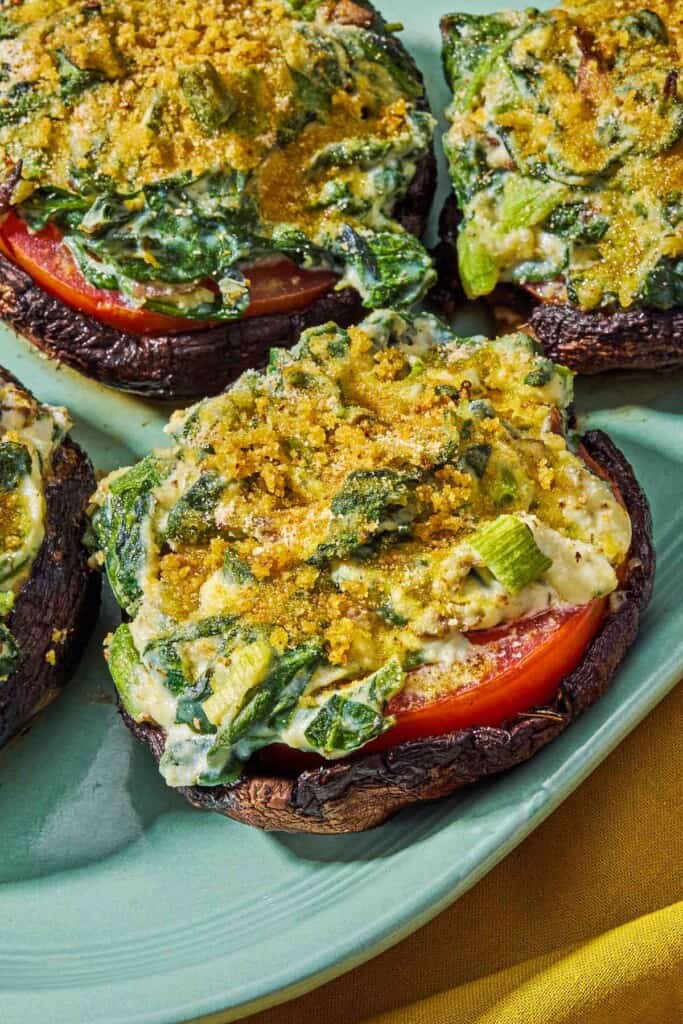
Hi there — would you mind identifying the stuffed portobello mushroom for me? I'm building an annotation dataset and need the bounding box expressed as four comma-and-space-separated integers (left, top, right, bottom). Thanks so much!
88, 311, 653, 833
438, 0, 683, 372
0, 0, 436, 398
0, 369, 99, 750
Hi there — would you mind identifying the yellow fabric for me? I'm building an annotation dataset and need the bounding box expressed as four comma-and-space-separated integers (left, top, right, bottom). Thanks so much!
243, 682, 683, 1024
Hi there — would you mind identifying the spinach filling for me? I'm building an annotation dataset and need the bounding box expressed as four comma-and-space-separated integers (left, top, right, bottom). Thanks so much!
89, 311, 631, 789
1, 1, 435, 319
0, 622, 18, 681
442, 2, 683, 311
0, 441, 32, 491
0, 383, 71, 680
89, 456, 169, 615
0, 577, 17, 681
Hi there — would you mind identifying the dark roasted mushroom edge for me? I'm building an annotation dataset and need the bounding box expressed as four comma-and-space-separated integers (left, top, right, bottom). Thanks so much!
0, 369, 100, 749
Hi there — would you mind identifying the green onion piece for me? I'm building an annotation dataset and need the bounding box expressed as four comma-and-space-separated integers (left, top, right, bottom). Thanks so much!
179, 60, 236, 133
500, 174, 566, 231
470, 515, 552, 595
457, 228, 498, 298
108, 623, 147, 718
491, 465, 519, 509
203, 640, 273, 726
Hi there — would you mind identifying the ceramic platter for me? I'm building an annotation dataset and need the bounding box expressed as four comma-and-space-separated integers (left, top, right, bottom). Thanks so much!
2, 2, 682, 1021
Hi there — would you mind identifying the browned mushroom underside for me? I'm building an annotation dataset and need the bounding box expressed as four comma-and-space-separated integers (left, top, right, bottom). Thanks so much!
0, 149, 436, 400
122, 429, 654, 833
0, 369, 101, 748
432, 195, 683, 373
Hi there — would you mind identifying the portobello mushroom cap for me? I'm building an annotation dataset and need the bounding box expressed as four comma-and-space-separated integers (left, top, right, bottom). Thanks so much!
121, 429, 654, 833
0, 156, 437, 402
433, 195, 683, 373
527, 303, 683, 374
0, 369, 101, 749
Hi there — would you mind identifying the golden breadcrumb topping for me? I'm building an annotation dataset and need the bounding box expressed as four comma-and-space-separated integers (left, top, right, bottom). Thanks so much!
444, 0, 683, 309
0, 0, 419, 218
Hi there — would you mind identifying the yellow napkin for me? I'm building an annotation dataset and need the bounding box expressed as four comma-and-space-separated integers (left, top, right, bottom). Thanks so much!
244, 681, 683, 1024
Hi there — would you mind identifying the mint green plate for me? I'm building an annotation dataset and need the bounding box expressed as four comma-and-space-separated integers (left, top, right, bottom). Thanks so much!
1, 4, 682, 1022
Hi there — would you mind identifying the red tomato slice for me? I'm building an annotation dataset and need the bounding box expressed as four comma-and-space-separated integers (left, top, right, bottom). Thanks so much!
258, 597, 608, 774
0, 212, 338, 335
368, 597, 607, 749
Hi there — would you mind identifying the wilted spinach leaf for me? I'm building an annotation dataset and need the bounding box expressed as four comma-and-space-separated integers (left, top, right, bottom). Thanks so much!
442, 11, 531, 112
0, 623, 19, 680
302, 658, 403, 755
0, 14, 20, 39
638, 257, 683, 310
54, 49, 106, 103
164, 472, 226, 545
0, 82, 42, 127
333, 226, 435, 308
179, 61, 236, 133
228, 640, 323, 742
90, 456, 167, 614
0, 442, 31, 491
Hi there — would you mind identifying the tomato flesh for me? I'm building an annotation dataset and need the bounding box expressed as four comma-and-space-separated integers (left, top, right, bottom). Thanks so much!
0, 212, 338, 335
368, 597, 607, 749
259, 597, 608, 774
